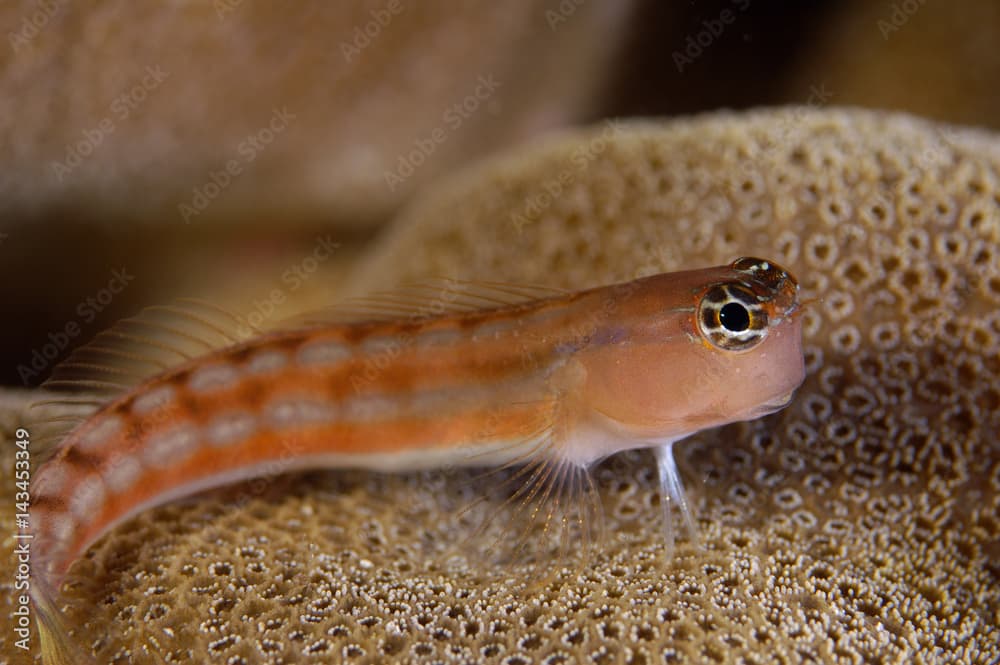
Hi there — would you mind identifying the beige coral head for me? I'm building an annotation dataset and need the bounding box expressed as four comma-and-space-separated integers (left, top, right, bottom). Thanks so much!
3, 107, 997, 663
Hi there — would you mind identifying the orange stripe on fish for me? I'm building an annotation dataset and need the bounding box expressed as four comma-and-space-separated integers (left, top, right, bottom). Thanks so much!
23, 257, 805, 664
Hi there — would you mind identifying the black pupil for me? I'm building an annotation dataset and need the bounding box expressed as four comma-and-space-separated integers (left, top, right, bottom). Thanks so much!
719, 302, 750, 332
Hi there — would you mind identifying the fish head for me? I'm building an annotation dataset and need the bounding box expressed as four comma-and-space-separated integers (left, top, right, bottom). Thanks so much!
686, 256, 806, 422
579, 257, 806, 444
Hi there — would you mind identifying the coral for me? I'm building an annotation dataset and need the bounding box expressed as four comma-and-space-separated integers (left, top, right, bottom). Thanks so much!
0, 1, 631, 228
3, 108, 999, 663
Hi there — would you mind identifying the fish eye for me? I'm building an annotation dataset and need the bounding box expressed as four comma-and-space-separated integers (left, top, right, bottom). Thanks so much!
697, 284, 768, 351
719, 302, 750, 332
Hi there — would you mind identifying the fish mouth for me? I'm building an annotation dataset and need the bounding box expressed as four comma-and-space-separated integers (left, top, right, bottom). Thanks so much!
755, 390, 796, 415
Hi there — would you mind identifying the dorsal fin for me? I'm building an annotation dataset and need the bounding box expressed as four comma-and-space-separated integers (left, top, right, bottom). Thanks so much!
26, 299, 257, 461
271, 277, 570, 330
26, 279, 568, 458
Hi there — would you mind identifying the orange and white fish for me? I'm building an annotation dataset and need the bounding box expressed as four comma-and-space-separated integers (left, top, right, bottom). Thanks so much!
23, 257, 805, 663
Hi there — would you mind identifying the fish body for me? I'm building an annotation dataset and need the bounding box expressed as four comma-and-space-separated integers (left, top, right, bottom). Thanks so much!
25, 257, 805, 663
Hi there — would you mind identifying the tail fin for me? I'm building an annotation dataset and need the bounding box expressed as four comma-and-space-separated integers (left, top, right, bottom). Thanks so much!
30, 580, 96, 665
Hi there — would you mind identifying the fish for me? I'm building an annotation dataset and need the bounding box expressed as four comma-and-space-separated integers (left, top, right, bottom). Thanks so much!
22, 256, 805, 663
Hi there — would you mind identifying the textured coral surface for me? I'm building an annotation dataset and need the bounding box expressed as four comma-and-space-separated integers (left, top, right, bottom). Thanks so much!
2, 108, 999, 663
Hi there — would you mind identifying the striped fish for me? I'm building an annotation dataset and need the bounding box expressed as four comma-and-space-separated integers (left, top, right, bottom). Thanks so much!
24, 257, 805, 663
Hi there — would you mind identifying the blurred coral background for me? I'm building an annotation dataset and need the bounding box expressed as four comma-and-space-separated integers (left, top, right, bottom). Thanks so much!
1, 0, 996, 387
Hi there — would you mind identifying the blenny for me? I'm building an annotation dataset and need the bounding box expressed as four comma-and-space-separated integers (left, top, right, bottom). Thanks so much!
24, 257, 805, 663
